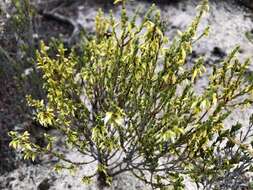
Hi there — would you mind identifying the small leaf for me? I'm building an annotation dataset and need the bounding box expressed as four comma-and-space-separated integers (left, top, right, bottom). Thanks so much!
82, 176, 92, 185
114, 0, 123, 4
31, 153, 36, 162
104, 112, 113, 125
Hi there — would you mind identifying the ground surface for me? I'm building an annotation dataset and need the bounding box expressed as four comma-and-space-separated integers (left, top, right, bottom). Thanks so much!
1, 0, 253, 189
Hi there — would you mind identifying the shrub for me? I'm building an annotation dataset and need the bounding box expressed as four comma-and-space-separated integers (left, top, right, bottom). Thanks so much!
246, 30, 253, 44
9, 0, 253, 189
0, 0, 45, 101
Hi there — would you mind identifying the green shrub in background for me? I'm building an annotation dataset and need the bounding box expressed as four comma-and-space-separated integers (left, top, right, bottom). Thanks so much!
9, 0, 253, 189
246, 30, 253, 44
0, 0, 44, 101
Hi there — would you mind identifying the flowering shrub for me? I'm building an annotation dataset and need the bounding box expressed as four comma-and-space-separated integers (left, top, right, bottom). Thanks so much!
9, 0, 253, 189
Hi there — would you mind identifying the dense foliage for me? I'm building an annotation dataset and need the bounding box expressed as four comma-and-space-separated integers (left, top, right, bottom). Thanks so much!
9, 0, 253, 189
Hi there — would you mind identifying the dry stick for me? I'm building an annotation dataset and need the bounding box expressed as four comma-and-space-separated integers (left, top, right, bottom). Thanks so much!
37, 9, 84, 44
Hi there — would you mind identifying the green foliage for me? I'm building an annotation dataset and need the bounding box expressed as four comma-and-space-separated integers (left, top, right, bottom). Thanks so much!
0, 0, 44, 99
2, 0, 44, 106
9, 0, 253, 189
9, 0, 36, 60
246, 31, 253, 44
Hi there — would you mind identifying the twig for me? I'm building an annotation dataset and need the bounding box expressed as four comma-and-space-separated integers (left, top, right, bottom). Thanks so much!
37, 9, 85, 44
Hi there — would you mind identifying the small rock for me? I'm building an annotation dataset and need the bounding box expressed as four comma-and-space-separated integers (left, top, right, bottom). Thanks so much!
211, 47, 226, 58
38, 178, 51, 190
67, 184, 72, 189
191, 50, 198, 59
239, 48, 244, 54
